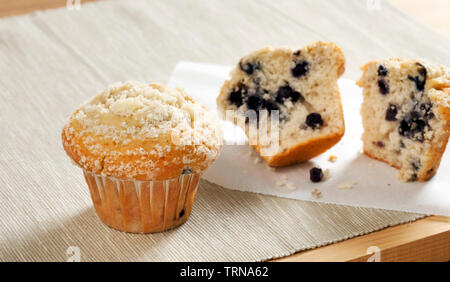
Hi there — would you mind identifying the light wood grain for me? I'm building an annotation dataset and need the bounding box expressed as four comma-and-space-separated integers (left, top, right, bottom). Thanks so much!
0, 0, 449, 262
274, 216, 450, 262
391, 0, 450, 38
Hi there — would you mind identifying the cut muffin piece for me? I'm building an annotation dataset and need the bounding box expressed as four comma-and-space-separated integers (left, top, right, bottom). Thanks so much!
217, 42, 346, 167
357, 59, 450, 181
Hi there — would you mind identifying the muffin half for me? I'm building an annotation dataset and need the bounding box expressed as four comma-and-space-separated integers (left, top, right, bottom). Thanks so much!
357, 59, 450, 181
217, 42, 346, 167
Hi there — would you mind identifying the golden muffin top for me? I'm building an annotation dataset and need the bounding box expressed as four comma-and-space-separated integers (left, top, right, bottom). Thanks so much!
62, 81, 223, 180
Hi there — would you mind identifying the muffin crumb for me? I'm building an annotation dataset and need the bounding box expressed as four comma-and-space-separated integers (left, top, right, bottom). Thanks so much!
311, 188, 322, 199
338, 182, 357, 190
328, 155, 338, 163
286, 182, 296, 190
322, 169, 331, 180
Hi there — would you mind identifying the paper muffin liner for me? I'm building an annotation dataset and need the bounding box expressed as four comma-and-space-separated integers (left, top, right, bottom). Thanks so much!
82, 170, 201, 233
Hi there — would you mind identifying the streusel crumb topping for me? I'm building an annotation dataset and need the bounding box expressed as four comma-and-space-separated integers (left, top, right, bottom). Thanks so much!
62, 81, 223, 180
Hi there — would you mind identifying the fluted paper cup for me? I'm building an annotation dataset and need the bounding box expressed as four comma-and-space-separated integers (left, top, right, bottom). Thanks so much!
82, 170, 201, 233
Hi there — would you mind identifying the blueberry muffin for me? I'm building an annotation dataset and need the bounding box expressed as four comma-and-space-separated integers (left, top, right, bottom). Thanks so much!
357, 59, 450, 181
217, 42, 346, 167
62, 81, 223, 233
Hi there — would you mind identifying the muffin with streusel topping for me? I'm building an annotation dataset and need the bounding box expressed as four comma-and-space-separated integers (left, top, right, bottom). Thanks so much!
62, 81, 223, 233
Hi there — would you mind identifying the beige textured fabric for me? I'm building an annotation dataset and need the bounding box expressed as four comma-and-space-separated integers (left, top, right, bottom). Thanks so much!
2, 0, 449, 261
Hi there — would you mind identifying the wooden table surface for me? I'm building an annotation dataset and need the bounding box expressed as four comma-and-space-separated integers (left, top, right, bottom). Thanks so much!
1, 0, 449, 262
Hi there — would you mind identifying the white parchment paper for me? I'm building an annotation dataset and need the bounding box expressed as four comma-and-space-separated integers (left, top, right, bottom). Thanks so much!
168, 61, 450, 216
